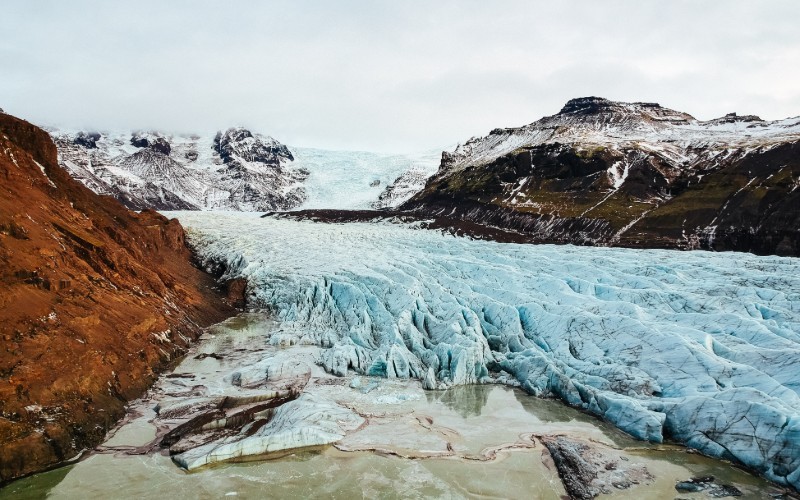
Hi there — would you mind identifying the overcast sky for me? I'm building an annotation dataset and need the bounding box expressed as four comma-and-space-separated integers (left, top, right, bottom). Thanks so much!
2, 1, 799, 152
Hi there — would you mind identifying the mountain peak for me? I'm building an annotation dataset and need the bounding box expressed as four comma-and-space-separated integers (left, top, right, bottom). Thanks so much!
704, 112, 763, 125
213, 127, 294, 165
131, 132, 171, 155
558, 96, 616, 115
555, 97, 695, 126
74, 131, 102, 149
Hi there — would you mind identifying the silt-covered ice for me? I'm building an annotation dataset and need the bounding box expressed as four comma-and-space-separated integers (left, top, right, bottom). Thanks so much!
172, 211, 800, 489
173, 393, 364, 470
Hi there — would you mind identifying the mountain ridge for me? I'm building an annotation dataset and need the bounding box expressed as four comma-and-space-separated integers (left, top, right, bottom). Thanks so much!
52, 127, 310, 212
402, 97, 800, 256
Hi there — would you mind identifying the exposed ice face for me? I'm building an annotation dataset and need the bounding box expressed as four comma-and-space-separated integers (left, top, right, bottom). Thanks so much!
171, 211, 800, 490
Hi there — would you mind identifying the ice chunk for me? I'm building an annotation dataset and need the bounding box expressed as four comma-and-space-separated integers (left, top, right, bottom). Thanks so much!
173, 394, 364, 470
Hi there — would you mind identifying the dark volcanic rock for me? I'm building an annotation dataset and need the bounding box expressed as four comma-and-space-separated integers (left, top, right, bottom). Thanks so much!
675, 476, 743, 497
130, 134, 149, 148
676, 481, 706, 493
539, 435, 653, 499
560, 96, 618, 115
149, 137, 171, 155
707, 112, 763, 125
541, 436, 597, 499
131, 134, 171, 155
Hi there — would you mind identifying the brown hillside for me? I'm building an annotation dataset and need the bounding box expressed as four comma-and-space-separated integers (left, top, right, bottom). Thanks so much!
0, 113, 233, 482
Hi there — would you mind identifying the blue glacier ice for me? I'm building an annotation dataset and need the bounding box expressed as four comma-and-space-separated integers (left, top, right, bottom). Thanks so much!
171, 211, 800, 489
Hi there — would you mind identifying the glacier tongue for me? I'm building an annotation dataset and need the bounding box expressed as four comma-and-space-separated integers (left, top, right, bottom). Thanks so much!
172, 211, 800, 489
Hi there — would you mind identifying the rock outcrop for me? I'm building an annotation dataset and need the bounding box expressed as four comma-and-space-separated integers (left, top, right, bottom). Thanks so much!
540, 435, 653, 499
402, 97, 800, 256
0, 113, 234, 483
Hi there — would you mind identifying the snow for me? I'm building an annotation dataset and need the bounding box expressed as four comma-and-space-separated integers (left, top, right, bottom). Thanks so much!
607, 160, 629, 189
51, 129, 308, 211
170, 211, 800, 489
33, 159, 57, 188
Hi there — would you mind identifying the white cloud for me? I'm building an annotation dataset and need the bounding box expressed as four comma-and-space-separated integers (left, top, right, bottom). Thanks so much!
1, 0, 798, 152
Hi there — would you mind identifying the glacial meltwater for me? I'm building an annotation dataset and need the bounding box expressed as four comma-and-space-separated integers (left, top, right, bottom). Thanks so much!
4, 212, 798, 498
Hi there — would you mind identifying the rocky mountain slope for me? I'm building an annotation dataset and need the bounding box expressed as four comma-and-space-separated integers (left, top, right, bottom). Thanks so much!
402, 97, 800, 256
52, 128, 309, 211
0, 112, 233, 482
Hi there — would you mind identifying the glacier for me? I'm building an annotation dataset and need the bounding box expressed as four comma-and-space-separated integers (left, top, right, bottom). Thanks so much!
172, 211, 800, 489
291, 147, 440, 210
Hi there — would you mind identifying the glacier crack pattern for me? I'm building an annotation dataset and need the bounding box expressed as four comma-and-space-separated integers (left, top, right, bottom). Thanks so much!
173, 212, 800, 489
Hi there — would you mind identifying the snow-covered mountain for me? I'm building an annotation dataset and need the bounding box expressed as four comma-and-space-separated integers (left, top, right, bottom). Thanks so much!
434, 97, 800, 175
51, 128, 440, 211
372, 166, 435, 209
403, 97, 800, 256
52, 128, 309, 211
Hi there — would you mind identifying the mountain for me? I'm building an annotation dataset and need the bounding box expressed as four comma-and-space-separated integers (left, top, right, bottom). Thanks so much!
0, 112, 233, 482
402, 97, 800, 256
52, 128, 441, 212
51, 128, 309, 211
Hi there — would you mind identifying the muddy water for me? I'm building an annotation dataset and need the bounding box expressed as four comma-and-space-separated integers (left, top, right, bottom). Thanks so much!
1, 314, 786, 499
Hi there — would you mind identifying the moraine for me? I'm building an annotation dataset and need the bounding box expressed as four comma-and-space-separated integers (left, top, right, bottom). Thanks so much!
6, 212, 799, 498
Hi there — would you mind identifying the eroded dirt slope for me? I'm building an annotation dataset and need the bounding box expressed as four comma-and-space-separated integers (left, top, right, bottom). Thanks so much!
0, 113, 233, 482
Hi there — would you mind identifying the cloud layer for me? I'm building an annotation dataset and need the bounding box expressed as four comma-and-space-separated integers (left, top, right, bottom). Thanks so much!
2, 1, 799, 151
